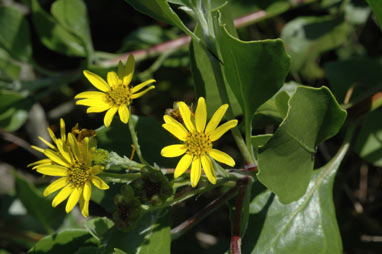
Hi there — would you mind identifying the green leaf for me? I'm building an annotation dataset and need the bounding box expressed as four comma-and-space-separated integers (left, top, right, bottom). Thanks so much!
243, 139, 349, 254
28, 229, 98, 254
353, 109, 382, 166
0, 90, 33, 131
29, 0, 86, 56
257, 86, 347, 204
0, 48, 21, 80
102, 211, 171, 254
240, 178, 254, 238
14, 172, 66, 233
324, 57, 382, 102
84, 217, 115, 241
215, 14, 290, 139
51, 0, 94, 56
189, 10, 242, 117
281, 15, 348, 80
123, 0, 195, 38
0, 6, 32, 61
366, 0, 382, 30
96, 115, 177, 167
251, 134, 272, 151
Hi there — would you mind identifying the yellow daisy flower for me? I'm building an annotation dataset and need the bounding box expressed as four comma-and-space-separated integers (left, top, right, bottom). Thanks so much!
161, 97, 238, 187
28, 119, 109, 217
75, 55, 156, 127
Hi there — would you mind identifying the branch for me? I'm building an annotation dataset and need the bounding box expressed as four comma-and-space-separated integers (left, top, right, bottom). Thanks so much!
98, 0, 316, 68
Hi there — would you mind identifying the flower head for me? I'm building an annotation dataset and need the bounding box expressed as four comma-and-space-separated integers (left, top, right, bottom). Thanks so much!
75, 55, 156, 127
161, 97, 238, 187
28, 119, 109, 217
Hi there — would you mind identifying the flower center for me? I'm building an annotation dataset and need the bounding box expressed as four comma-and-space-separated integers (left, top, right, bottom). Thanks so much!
68, 163, 90, 187
185, 131, 212, 156
105, 84, 132, 106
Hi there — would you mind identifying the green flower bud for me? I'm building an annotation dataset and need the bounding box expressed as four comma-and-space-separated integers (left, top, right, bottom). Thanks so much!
93, 148, 109, 165
132, 167, 173, 206
113, 185, 142, 231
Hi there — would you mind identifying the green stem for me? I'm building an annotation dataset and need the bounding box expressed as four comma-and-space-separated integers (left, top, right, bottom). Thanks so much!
99, 171, 141, 181
127, 113, 149, 165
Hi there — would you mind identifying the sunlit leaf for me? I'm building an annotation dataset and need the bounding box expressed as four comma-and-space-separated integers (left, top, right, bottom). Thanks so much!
28, 229, 98, 254
366, 0, 382, 30
257, 86, 347, 204
0, 6, 32, 62
243, 139, 348, 253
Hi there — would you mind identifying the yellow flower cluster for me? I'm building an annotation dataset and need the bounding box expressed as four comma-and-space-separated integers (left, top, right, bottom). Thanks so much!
29, 54, 239, 217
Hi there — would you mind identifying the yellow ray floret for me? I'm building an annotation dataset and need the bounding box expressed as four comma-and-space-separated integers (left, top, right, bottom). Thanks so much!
75, 55, 156, 127
161, 97, 238, 187
28, 119, 109, 217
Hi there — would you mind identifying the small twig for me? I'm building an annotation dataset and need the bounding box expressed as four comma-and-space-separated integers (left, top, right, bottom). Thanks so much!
0, 129, 41, 157
231, 178, 249, 254
171, 183, 239, 240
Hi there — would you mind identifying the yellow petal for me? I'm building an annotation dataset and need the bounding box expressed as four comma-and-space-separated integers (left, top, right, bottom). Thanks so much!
195, 97, 207, 132
91, 175, 109, 190
83, 181, 91, 201
208, 149, 235, 167
36, 165, 68, 176
60, 118, 66, 142
190, 157, 202, 187
38, 137, 55, 150
161, 144, 187, 157
122, 54, 135, 84
28, 158, 51, 168
90, 165, 104, 175
131, 86, 155, 99
178, 102, 195, 132
205, 104, 229, 134
83, 70, 110, 92
201, 155, 216, 184
131, 79, 156, 93
44, 149, 70, 167
86, 104, 112, 113
55, 140, 73, 165
80, 196, 89, 218
104, 107, 118, 127
174, 154, 193, 178
118, 104, 130, 123
43, 177, 68, 197
47, 128, 57, 145
76, 99, 105, 107
163, 115, 189, 136
31, 145, 45, 153
107, 71, 121, 87
65, 187, 82, 213
67, 133, 80, 160
75, 91, 105, 99
162, 123, 188, 141
210, 120, 238, 141
52, 184, 73, 207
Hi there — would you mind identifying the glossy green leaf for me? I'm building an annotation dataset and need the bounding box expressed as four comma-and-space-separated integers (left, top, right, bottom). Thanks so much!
243, 139, 349, 254
28, 229, 98, 254
257, 86, 347, 204
0, 48, 21, 80
14, 172, 66, 232
189, 10, 242, 117
0, 90, 33, 131
366, 0, 382, 30
281, 15, 348, 80
123, 0, 195, 38
29, 0, 86, 56
51, 0, 93, 57
84, 217, 115, 241
0, 6, 31, 62
96, 115, 177, 167
324, 57, 382, 102
102, 211, 171, 254
215, 14, 290, 137
353, 109, 382, 166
